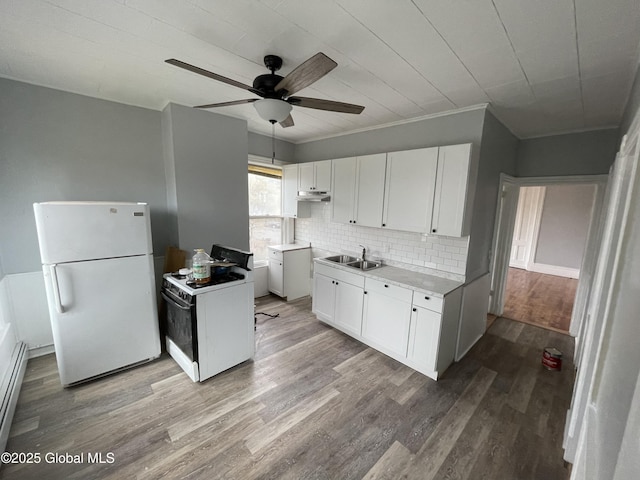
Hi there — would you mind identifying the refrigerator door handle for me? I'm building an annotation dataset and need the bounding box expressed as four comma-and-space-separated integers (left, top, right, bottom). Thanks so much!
50, 264, 65, 314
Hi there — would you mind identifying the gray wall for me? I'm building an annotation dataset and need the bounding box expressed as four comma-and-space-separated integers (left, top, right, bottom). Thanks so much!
620, 63, 640, 137
163, 103, 250, 253
468, 110, 519, 280
248, 131, 296, 163
535, 184, 596, 269
293, 108, 487, 162
0, 78, 170, 274
516, 129, 618, 177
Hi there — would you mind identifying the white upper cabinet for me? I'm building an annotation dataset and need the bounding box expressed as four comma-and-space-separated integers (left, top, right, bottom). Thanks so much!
383, 147, 438, 233
354, 154, 387, 228
329, 143, 473, 237
282, 164, 299, 218
331, 157, 357, 224
332, 154, 386, 227
431, 143, 473, 237
298, 160, 331, 192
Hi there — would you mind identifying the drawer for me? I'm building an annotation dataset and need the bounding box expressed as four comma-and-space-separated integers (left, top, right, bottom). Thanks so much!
268, 248, 283, 261
314, 262, 365, 288
364, 278, 412, 303
412, 291, 443, 313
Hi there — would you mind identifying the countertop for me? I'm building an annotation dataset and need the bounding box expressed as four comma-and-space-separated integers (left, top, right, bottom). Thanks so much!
268, 244, 311, 252
314, 258, 463, 298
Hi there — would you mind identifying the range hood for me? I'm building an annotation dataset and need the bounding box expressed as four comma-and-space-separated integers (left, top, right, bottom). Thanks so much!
296, 191, 331, 202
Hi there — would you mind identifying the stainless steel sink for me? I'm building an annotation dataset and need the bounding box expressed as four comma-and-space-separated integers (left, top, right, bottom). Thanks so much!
346, 260, 382, 271
324, 255, 360, 264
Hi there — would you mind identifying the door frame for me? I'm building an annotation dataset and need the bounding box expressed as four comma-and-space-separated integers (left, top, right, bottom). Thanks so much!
489, 174, 608, 328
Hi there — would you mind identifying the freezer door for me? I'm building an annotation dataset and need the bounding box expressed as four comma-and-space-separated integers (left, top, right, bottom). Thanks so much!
42, 254, 161, 386
34, 202, 153, 264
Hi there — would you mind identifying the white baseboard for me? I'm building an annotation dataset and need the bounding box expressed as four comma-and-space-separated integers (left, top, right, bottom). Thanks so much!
0, 342, 28, 453
529, 263, 580, 279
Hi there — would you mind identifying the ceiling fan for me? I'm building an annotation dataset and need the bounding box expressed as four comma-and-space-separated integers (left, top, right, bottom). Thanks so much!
165, 53, 365, 128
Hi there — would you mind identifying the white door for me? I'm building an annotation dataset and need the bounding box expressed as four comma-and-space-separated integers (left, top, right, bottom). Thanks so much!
312, 273, 335, 323
333, 281, 364, 337
407, 306, 441, 371
34, 202, 153, 263
354, 154, 386, 228
383, 148, 438, 233
268, 259, 284, 297
282, 164, 298, 218
314, 160, 332, 191
43, 254, 160, 385
362, 291, 412, 357
509, 186, 545, 269
331, 157, 357, 224
298, 163, 315, 191
431, 143, 472, 237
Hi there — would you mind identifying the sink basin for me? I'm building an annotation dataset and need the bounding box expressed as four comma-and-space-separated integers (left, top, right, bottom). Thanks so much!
324, 255, 360, 264
346, 260, 382, 271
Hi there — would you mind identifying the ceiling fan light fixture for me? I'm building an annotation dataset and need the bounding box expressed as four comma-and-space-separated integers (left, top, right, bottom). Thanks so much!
254, 98, 292, 123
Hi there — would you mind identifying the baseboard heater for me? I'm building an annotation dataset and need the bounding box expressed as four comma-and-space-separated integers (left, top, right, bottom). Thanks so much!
0, 342, 28, 453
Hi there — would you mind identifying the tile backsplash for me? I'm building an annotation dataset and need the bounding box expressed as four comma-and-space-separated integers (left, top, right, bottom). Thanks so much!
294, 202, 468, 281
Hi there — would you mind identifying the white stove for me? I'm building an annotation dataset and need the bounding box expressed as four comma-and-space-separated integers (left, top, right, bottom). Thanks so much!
161, 245, 255, 382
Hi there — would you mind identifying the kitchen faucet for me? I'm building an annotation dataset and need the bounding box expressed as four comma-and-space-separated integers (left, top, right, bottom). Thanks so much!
359, 244, 366, 261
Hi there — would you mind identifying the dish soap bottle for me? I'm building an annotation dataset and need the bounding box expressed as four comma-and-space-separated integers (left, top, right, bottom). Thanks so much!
192, 249, 211, 285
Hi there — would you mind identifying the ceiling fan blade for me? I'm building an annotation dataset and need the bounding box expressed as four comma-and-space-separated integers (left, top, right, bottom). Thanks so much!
275, 53, 337, 96
288, 96, 365, 114
279, 114, 295, 128
194, 99, 258, 109
166, 59, 253, 91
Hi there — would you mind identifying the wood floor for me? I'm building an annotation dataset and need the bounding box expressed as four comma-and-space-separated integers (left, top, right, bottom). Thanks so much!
503, 267, 578, 333
3, 295, 574, 480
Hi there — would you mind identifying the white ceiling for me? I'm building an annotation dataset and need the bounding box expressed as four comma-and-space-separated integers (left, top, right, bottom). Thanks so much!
1, 0, 639, 143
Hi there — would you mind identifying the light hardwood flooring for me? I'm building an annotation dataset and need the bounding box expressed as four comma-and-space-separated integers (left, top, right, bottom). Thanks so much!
503, 267, 578, 334
3, 295, 574, 479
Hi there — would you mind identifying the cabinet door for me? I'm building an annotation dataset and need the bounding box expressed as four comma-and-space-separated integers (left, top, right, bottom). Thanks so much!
315, 160, 332, 191
268, 259, 284, 297
298, 163, 315, 191
334, 281, 364, 337
282, 164, 298, 218
432, 143, 472, 237
312, 273, 335, 323
362, 291, 412, 357
407, 306, 441, 371
383, 147, 438, 233
331, 157, 357, 224
354, 153, 386, 227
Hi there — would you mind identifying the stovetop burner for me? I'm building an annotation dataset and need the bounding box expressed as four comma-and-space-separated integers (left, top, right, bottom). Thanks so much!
185, 271, 245, 288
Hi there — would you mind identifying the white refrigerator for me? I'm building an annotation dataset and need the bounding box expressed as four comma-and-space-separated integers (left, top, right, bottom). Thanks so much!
33, 201, 161, 386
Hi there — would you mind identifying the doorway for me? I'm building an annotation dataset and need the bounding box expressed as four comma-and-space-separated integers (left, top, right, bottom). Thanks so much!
502, 184, 596, 333
489, 174, 608, 338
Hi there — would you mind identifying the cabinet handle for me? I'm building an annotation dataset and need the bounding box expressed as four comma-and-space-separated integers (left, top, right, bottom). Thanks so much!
382, 223, 386, 227
353, 220, 356, 224
384, 284, 389, 288
336, 282, 339, 285
412, 308, 417, 312
425, 296, 430, 300
364, 291, 367, 294
332, 280, 335, 284
432, 228, 437, 233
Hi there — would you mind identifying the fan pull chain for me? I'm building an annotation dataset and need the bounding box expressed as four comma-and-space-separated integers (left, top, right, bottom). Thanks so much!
271, 122, 276, 164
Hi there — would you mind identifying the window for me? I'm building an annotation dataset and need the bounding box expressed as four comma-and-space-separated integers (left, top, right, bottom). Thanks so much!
248, 164, 283, 262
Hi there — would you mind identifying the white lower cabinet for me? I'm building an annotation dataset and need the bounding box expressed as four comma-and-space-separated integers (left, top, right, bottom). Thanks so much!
312, 261, 464, 381
362, 278, 412, 357
312, 263, 364, 337
407, 288, 463, 378
268, 247, 311, 301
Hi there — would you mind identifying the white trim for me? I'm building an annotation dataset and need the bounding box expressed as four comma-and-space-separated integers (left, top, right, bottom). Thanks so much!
248, 154, 286, 167
0, 342, 28, 453
294, 104, 489, 145
525, 187, 546, 270
518, 125, 619, 141
528, 263, 580, 279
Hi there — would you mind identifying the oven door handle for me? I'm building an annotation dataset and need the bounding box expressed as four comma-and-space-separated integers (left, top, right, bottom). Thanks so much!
161, 291, 192, 310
